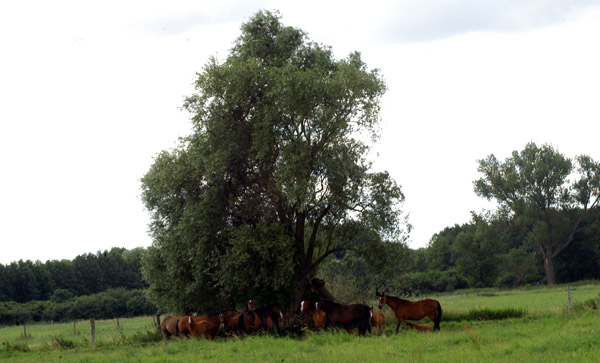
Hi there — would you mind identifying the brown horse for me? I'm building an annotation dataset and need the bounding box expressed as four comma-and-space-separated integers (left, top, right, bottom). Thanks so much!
369, 307, 386, 336
313, 310, 327, 329
255, 303, 284, 335
160, 315, 181, 339
315, 300, 371, 336
224, 311, 243, 334
237, 300, 263, 334
191, 320, 214, 339
376, 290, 442, 332
177, 314, 196, 337
194, 308, 233, 338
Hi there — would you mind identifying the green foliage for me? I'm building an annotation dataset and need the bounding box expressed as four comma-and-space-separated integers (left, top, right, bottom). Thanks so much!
0, 247, 147, 304
142, 10, 405, 312
474, 142, 600, 284
0, 289, 156, 325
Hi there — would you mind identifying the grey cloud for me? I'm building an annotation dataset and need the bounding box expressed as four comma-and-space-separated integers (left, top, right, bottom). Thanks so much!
380, 0, 600, 43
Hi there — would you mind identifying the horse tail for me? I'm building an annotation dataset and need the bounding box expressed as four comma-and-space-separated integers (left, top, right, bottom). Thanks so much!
175, 317, 180, 336
434, 301, 442, 331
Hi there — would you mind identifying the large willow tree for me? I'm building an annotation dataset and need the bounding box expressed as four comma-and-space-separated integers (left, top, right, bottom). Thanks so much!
141, 11, 405, 314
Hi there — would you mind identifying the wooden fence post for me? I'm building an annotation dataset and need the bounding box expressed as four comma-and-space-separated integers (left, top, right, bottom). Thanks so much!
117, 317, 120, 329
567, 286, 572, 313
90, 318, 96, 349
155, 313, 161, 330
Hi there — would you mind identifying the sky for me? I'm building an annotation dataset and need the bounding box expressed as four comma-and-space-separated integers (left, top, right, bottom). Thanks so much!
1, 1, 599, 264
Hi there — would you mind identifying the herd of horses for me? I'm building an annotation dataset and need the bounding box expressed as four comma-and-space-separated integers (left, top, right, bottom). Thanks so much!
160, 291, 442, 339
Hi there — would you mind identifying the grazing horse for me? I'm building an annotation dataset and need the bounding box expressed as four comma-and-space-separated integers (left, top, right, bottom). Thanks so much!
370, 307, 386, 336
315, 300, 372, 336
254, 303, 284, 335
160, 315, 181, 339
376, 290, 442, 332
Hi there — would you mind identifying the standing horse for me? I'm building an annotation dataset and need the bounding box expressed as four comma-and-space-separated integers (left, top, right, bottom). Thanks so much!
254, 303, 284, 335
376, 290, 442, 332
160, 315, 181, 339
312, 310, 327, 330
315, 300, 371, 336
194, 308, 233, 338
238, 300, 261, 334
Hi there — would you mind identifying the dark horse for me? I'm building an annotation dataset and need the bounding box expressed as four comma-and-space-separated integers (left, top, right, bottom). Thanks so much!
238, 299, 261, 333
376, 290, 442, 332
314, 300, 372, 336
254, 303, 284, 335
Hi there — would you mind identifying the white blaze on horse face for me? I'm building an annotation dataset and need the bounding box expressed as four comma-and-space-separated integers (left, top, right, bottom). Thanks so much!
280, 311, 283, 319
300, 301, 305, 312
188, 316, 192, 324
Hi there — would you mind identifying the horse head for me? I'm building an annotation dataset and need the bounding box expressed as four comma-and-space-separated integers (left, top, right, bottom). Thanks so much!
377, 290, 387, 309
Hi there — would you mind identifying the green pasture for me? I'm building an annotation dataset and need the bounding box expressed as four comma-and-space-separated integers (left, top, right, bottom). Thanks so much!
2, 283, 600, 362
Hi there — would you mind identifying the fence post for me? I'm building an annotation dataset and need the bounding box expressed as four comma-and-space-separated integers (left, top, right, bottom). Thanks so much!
90, 318, 96, 349
155, 313, 161, 330
117, 317, 120, 329
567, 286, 572, 313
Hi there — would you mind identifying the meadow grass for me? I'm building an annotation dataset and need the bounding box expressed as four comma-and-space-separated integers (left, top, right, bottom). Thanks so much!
1, 283, 600, 362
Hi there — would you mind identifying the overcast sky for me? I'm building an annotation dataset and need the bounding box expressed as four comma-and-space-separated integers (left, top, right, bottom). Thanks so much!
1, 1, 599, 264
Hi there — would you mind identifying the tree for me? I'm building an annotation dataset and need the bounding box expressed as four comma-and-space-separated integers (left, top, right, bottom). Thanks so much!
474, 142, 600, 285
141, 11, 406, 315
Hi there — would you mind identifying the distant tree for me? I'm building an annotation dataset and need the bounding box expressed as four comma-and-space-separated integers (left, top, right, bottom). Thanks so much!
141, 11, 406, 314
474, 142, 600, 285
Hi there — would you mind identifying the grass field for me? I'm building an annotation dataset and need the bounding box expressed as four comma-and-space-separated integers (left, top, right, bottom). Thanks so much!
2, 283, 600, 362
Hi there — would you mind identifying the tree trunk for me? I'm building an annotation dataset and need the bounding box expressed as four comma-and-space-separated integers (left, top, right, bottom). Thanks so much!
543, 254, 557, 285
284, 276, 309, 328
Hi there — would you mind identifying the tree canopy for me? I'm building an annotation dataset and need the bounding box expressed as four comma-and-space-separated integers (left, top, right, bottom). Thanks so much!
141, 11, 406, 314
474, 142, 600, 284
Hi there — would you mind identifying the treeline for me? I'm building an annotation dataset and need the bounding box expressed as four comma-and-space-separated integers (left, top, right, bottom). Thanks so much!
0, 288, 156, 325
320, 208, 600, 300
0, 247, 147, 303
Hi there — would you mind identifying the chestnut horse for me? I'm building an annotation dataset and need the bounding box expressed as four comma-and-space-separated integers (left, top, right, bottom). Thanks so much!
369, 307, 386, 336
194, 308, 234, 338
160, 315, 181, 339
315, 300, 371, 336
313, 310, 327, 329
376, 290, 442, 332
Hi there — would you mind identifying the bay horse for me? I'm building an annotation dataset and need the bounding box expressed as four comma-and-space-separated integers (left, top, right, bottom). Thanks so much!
254, 303, 284, 335
160, 315, 181, 339
238, 300, 262, 334
376, 290, 442, 332
315, 300, 371, 336
369, 307, 386, 336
